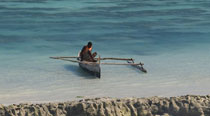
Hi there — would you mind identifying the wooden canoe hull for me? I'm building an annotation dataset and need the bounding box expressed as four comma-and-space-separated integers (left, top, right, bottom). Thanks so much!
79, 62, 101, 78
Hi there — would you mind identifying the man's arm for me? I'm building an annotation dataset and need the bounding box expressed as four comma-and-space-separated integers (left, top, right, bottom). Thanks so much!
88, 51, 96, 62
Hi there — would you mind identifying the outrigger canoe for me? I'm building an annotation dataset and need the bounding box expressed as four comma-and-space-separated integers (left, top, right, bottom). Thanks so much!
50, 56, 146, 78
77, 56, 101, 78
78, 60, 101, 78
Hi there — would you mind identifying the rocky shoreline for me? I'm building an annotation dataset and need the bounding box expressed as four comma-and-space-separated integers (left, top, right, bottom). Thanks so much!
0, 95, 210, 116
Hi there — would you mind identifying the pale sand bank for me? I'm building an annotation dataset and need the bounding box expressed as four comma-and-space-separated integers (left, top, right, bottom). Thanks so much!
0, 95, 210, 116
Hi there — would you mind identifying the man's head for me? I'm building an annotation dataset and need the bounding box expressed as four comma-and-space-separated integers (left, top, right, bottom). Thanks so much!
87, 42, 92, 51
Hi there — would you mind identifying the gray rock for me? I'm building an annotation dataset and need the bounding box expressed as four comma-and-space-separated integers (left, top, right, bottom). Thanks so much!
1, 95, 210, 116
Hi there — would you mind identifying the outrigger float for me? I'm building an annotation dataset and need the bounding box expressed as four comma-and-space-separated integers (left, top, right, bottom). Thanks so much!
50, 56, 147, 78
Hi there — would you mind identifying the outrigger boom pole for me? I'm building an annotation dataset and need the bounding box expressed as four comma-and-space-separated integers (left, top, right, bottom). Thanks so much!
50, 56, 147, 73
50, 56, 133, 61
50, 57, 143, 65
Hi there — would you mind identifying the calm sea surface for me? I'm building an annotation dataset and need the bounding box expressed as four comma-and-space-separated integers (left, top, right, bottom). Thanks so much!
1, 0, 210, 105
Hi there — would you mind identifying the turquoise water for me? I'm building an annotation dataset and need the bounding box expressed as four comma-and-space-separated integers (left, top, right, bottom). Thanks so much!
1, 0, 210, 105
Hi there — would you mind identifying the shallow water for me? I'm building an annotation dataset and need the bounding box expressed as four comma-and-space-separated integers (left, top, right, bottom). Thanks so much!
0, 0, 210, 105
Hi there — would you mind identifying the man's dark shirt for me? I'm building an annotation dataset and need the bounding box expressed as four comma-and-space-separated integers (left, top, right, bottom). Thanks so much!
80, 46, 95, 62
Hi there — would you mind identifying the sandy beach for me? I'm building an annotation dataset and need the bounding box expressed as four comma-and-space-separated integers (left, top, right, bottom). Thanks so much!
1, 95, 210, 116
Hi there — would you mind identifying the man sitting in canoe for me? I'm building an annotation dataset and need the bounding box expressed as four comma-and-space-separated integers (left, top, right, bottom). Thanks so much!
79, 42, 97, 62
